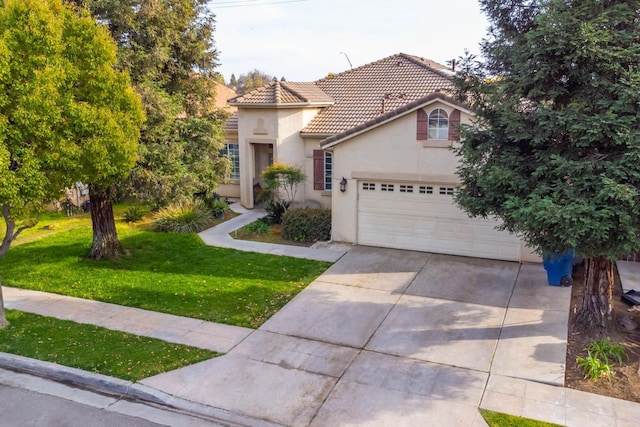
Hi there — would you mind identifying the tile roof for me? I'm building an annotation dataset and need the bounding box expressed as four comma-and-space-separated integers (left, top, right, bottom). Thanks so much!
228, 82, 334, 105
225, 53, 455, 136
304, 53, 454, 134
223, 111, 238, 131
321, 93, 465, 147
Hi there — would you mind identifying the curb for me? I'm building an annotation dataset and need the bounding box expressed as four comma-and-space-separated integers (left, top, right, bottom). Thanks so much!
0, 353, 281, 427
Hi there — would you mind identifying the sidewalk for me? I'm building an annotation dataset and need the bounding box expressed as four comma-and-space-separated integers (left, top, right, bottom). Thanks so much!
197, 203, 351, 262
3, 287, 252, 353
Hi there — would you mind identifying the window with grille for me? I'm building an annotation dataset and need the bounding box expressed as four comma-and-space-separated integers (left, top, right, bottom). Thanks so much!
220, 143, 240, 179
419, 186, 434, 194
439, 187, 454, 195
362, 182, 376, 191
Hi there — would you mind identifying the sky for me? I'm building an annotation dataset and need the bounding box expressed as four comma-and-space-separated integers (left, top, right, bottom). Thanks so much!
210, 0, 490, 83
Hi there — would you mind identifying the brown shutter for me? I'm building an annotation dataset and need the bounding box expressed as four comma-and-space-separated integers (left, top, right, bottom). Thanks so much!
416, 109, 428, 140
448, 109, 461, 141
313, 149, 325, 190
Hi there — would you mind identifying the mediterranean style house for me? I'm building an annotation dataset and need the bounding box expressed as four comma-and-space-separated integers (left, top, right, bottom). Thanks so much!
217, 53, 538, 262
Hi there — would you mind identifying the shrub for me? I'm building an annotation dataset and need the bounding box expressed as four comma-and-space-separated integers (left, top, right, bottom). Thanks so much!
197, 192, 229, 216
240, 220, 271, 235
261, 163, 305, 204
211, 198, 229, 217
264, 199, 290, 224
282, 208, 331, 243
123, 205, 146, 223
152, 200, 215, 233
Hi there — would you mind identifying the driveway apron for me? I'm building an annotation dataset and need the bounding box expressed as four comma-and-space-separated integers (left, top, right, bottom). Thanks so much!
140, 246, 570, 427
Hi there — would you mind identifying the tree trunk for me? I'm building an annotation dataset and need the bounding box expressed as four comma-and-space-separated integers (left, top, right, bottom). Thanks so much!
578, 256, 614, 329
88, 184, 123, 260
0, 279, 8, 329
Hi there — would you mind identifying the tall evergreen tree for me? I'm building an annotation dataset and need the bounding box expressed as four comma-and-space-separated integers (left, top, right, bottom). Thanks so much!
73, 0, 231, 209
453, 0, 640, 328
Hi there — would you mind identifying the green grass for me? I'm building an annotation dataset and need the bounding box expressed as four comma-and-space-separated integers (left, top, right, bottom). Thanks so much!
0, 212, 330, 328
0, 310, 216, 381
480, 409, 563, 427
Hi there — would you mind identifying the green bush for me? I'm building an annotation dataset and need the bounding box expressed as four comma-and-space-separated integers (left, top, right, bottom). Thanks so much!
123, 205, 146, 223
282, 208, 331, 243
264, 199, 290, 224
240, 219, 271, 235
152, 200, 215, 233
211, 198, 229, 217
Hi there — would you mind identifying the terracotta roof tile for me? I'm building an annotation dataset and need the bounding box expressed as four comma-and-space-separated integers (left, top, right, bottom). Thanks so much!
228, 82, 334, 105
321, 93, 466, 147
223, 112, 238, 131
303, 53, 454, 134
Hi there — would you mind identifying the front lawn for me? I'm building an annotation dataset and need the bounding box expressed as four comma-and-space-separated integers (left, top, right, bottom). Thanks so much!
0, 310, 216, 381
480, 409, 562, 427
0, 214, 330, 329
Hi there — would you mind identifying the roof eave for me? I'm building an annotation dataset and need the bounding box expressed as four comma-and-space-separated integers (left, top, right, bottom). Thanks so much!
320, 94, 472, 149
227, 102, 334, 109
300, 132, 336, 139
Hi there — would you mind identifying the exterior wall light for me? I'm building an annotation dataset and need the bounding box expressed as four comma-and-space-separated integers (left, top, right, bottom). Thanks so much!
340, 177, 347, 192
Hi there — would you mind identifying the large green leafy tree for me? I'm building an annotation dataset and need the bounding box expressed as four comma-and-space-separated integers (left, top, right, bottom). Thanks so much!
453, 0, 640, 328
0, 0, 143, 326
72, 0, 230, 208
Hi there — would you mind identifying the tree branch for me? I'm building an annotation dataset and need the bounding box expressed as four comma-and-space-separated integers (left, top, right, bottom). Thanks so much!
0, 204, 39, 259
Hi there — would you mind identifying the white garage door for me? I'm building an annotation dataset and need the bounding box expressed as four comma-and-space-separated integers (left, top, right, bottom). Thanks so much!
357, 181, 521, 261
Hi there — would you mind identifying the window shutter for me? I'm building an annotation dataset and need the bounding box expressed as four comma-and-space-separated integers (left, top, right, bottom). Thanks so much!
416, 109, 428, 140
313, 149, 325, 190
448, 109, 461, 141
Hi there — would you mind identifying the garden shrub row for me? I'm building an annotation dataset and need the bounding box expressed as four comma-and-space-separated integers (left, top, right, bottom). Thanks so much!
282, 208, 331, 243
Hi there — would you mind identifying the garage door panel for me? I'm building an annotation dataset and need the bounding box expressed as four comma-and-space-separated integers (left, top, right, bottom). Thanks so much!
357, 181, 521, 261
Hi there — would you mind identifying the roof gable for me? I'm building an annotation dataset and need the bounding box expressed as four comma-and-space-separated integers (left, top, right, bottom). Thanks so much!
321, 94, 471, 148
228, 82, 334, 106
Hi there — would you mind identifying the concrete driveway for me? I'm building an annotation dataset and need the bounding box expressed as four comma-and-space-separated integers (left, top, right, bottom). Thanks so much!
141, 246, 571, 426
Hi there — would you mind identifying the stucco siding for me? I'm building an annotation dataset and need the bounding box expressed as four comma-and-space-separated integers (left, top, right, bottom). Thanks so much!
236, 107, 325, 208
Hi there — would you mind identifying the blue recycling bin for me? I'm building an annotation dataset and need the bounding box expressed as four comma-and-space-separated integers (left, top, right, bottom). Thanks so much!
542, 250, 574, 287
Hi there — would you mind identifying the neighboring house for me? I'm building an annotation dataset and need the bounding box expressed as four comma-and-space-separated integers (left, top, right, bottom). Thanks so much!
219, 53, 538, 262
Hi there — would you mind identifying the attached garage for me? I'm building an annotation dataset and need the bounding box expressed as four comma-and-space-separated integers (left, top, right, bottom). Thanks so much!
356, 180, 522, 261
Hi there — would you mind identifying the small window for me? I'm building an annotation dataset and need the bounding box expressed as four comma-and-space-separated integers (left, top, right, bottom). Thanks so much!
419, 186, 433, 194
399, 185, 413, 193
381, 183, 394, 192
324, 152, 332, 190
221, 143, 240, 180
439, 187, 454, 196
362, 183, 376, 191
428, 109, 449, 140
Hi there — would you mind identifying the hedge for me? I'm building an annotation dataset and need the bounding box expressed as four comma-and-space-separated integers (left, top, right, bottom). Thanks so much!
282, 208, 331, 243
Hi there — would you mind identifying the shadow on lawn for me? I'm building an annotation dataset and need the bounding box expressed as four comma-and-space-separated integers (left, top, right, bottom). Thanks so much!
0, 229, 329, 282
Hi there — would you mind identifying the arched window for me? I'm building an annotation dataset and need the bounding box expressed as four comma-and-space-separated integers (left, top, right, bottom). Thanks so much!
428, 109, 449, 140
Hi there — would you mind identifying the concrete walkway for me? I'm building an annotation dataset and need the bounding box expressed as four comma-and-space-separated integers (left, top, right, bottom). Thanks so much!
3, 287, 252, 353
3, 229, 640, 425
197, 203, 350, 262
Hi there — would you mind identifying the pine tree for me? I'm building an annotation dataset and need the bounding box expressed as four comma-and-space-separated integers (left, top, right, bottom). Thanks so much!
453, 0, 640, 328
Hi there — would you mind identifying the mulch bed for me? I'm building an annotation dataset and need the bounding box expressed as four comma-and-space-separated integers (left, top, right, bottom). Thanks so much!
564, 263, 640, 402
